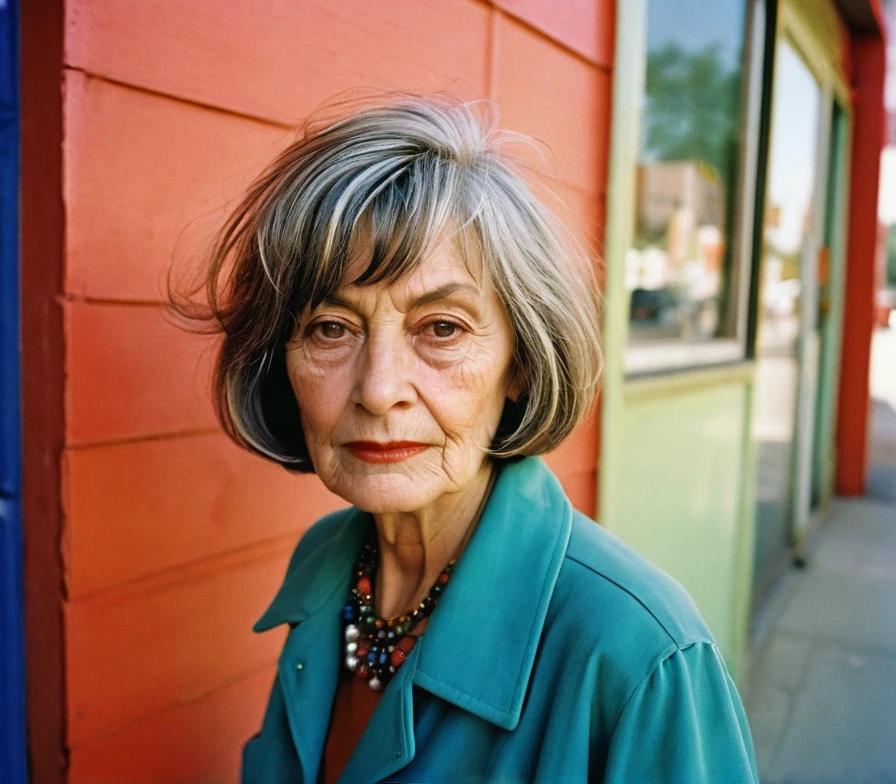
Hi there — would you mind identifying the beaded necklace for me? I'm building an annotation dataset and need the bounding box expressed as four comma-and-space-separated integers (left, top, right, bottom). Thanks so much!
340, 466, 498, 691
341, 524, 454, 690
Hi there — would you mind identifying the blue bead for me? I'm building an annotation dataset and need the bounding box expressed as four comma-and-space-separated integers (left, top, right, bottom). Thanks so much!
342, 605, 357, 622
367, 651, 377, 664
378, 651, 389, 665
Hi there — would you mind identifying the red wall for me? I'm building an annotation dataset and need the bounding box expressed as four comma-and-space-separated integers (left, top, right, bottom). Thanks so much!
50, 2, 613, 780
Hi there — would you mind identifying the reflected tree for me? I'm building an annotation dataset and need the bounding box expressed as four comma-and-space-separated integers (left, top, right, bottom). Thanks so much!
630, 40, 744, 340
643, 42, 742, 182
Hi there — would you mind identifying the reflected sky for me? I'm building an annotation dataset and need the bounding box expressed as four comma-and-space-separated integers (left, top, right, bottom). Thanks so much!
648, 0, 745, 68
766, 42, 820, 255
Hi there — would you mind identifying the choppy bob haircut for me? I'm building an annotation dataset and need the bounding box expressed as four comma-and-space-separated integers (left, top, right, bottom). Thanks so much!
167, 93, 602, 473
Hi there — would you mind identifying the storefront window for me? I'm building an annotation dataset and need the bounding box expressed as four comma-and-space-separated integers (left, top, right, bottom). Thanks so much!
626, 0, 751, 373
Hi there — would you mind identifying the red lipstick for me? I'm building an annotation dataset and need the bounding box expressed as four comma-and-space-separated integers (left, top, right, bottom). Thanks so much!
345, 441, 429, 464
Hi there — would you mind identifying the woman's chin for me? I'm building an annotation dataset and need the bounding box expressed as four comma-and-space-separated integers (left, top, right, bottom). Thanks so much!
323, 471, 443, 515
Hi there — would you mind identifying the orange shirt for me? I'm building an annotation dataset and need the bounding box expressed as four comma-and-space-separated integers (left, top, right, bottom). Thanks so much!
321, 623, 427, 782
320, 666, 383, 784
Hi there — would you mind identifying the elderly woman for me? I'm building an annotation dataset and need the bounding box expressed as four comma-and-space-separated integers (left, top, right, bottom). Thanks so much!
180, 96, 758, 783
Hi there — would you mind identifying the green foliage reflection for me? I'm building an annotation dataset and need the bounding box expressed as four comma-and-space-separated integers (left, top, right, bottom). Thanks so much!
643, 42, 742, 183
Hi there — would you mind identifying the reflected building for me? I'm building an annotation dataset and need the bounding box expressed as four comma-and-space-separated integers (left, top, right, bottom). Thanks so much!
629, 159, 726, 339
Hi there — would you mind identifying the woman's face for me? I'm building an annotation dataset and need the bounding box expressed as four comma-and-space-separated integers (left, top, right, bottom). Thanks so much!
285, 236, 519, 514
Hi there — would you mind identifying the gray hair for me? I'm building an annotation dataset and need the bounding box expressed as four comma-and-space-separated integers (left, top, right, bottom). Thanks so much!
167, 93, 603, 471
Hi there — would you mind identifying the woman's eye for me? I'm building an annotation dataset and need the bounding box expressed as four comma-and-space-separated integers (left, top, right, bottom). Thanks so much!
313, 321, 347, 340
426, 321, 461, 340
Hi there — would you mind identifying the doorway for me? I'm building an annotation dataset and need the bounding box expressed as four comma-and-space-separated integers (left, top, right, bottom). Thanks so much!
751, 37, 825, 598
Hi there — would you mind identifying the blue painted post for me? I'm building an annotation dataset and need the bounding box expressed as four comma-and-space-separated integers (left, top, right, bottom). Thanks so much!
0, 0, 27, 781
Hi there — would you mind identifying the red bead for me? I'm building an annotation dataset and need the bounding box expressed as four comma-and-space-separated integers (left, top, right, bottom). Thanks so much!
357, 641, 370, 657
357, 576, 372, 595
397, 636, 417, 653
356, 664, 371, 679
390, 649, 406, 666
438, 573, 450, 584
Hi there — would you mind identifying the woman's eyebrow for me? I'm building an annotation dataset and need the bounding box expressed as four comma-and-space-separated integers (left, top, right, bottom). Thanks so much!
321, 282, 483, 312
320, 293, 354, 309
406, 282, 482, 310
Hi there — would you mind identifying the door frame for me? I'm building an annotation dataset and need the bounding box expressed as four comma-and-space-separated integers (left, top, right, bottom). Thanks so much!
810, 101, 851, 515
771, 1, 851, 551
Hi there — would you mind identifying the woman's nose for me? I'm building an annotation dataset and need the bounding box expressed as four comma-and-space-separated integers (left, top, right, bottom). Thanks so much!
352, 330, 416, 415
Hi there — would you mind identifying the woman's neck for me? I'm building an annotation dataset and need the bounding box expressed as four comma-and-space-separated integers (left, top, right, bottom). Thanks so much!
372, 460, 496, 619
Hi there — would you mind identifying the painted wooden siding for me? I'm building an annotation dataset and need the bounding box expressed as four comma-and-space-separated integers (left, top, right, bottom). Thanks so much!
60, 2, 613, 781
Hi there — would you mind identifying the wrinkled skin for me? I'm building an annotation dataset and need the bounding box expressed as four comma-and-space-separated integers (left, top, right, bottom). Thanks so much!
284, 236, 521, 614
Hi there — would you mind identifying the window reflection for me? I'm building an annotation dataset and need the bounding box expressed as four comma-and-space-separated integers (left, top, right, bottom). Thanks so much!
751, 39, 822, 596
627, 0, 747, 360
759, 42, 820, 354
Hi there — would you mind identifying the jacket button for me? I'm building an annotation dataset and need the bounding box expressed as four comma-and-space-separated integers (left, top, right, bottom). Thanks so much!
295, 661, 304, 671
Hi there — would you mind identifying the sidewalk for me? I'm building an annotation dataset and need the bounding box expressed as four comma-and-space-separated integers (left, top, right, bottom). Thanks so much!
744, 327, 896, 784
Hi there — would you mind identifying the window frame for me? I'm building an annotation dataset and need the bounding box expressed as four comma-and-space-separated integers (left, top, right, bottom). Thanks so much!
608, 0, 769, 378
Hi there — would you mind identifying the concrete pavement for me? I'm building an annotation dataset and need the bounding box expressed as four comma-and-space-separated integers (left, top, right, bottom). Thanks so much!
744, 327, 896, 784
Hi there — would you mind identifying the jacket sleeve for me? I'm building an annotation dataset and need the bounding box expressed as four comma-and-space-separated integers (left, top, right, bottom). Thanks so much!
602, 641, 759, 783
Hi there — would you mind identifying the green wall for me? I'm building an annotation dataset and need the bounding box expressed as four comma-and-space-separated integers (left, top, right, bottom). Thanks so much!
598, 0, 757, 679
601, 373, 756, 676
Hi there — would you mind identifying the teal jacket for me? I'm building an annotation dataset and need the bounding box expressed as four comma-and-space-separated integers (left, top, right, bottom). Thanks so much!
243, 457, 759, 783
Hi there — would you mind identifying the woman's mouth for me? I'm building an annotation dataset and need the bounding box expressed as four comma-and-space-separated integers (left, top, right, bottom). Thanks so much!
344, 441, 429, 464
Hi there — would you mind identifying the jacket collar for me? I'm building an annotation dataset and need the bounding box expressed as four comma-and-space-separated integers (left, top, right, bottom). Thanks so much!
412, 456, 572, 729
253, 456, 573, 732
253, 504, 369, 632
